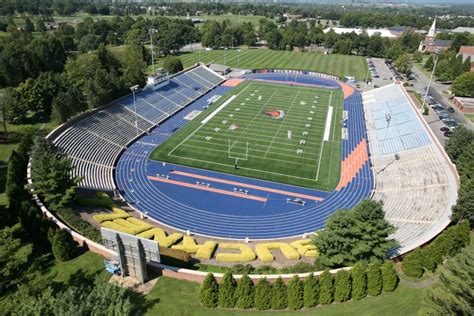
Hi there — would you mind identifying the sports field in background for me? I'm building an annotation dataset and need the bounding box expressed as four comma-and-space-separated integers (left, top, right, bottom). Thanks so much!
151, 49, 368, 81
151, 81, 343, 191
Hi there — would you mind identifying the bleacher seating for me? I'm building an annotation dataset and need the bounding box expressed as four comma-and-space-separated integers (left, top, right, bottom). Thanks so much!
362, 84, 457, 255
51, 66, 224, 190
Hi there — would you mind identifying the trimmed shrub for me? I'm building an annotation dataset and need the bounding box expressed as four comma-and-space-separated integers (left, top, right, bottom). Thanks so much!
199, 273, 219, 308
218, 271, 237, 308
216, 243, 256, 262
92, 207, 130, 223
102, 217, 152, 235
77, 192, 114, 208
255, 243, 300, 261
56, 208, 101, 242
287, 275, 304, 310
290, 239, 319, 257
319, 269, 334, 305
160, 246, 192, 268
351, 262, 367, 300
196, 241, 218, 259
367, 263, 382, 297
171, 236, 199, 253
255, 265, 277, 275
271, 277, 288, 310
402, 248, 425, 278
231, 264, 255, 275
254, 278, 272, 310
334, 269, 352, 302
381, 262, 398, 292
49, 228, 78, 262
303, 273, 319, 308
234, 274, 254, 309
137, 227, 183, 248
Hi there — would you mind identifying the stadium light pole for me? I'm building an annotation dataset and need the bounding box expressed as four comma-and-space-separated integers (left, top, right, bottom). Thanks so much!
423, 48, 440, 112
130, 85, 140, 137
149, 29, 157, 75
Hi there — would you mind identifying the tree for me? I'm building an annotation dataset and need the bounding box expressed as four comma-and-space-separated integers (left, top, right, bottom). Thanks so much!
418, 242, 474, 316
271, 277, 287, 310
24, 17, 34, 33
218, 271, 236, 308
234, 274, 254, 309
254, 278, 272, 310
287, 275, 304, 310
452, 72, 474, 97
424, 55, 434, 71
334, 270, 351, 302
313, 200, 397, 268
351, 262, 367, 300
0, 224, 33, 292
199, 273, 219, 308
5, 151, 28, 214
381, 262, 398, 292
319, 270, 333, 305
163, 56, 184, 75
48, 228, 77, 262
367, 263, 382, 296
303, 273, 319, 308
445, 125, 474, 164
395, 53, 413, 77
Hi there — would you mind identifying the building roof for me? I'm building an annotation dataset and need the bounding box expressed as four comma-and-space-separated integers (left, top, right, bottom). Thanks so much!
451, 27, 474, 34
423, 39, 452, 47
208, 63, 230, 72
459, 46, 474, 55
427, 19, 437, 38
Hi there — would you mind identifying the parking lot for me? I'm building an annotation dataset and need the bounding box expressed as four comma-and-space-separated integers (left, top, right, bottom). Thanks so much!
367, 58, 394, 88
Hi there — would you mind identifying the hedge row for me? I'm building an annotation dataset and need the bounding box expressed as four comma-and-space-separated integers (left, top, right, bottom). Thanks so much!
199, 262, 398, 310
216, 243, 257, 262
401, 222, 470, 278
255, 243, 301, 261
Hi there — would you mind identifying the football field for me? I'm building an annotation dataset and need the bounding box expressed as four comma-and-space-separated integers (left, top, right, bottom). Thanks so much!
150, 81, 343, 191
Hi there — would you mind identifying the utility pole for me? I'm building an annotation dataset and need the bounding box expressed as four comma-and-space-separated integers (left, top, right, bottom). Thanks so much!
130, 85, 140, 137
149, 28, 157, 75
423, 48, 441, 111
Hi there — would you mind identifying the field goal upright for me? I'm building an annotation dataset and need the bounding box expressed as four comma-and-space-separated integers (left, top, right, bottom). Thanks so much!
228, 139, 249, 168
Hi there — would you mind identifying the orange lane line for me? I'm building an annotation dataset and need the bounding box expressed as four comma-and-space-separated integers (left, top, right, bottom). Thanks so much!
170, 171, 324, 202
147, 176, 267, 203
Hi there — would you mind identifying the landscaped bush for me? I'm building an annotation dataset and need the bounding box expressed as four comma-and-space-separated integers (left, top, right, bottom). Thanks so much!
401, 248, 425, 278
92, 207, 130, 223
234, 274, 254, 309
102, 217, 152, 235
137, 227, 183, 247
334, 269, 351, 302
216, 243, 256, 262
231, 264, 255, 275
77, 192, 114, 208
281, 262, 315, 274
381, 262, 398, 292
255, 243, 300, 261
56, 208, 101, 243
171, 235, 199, 253
195, 241, 217, 259
255, 265, 277, 275
159, 246, 192, 268
287, 275, 304, 310
254, 278, 272, 310
351, 262, 367, 300
303, 273, 319, 308
271, 277, 288, 310
199, 273, 219, 308
48, 228, 78, 262
367, 263, 382, 297
319, 269, 334, 305
218, 271, 237, 308
290, 239, 319, 257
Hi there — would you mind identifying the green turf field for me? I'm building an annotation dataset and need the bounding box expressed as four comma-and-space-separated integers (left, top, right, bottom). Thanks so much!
150, 81, 342, 191
150, 49, 367, 81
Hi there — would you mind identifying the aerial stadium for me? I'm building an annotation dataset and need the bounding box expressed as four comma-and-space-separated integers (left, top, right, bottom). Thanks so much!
46, 63, 457, 258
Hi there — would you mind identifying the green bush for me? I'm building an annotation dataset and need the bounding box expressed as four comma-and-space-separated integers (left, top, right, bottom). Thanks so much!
281, 262, 315, 274
76, 192, 114, 208
381, 262, 398, 292
199, 273, 219, 308
351, 262, 367, 300
55, 208, 101, 242
160, 247, 192, 268
254, 278, 272, 310
287, 275, 304, 310
402, 248, 424, 278
255, 265, 277, 275
218, 271, 237, 308
271, 277, 287, 310
303, 273, 319, 308
367, 263, 382, 297
234, 274, 254, 309
334, 269, 351, 302
163, 56, 184, 74
231, 264, 255, 275
319, 270, 334, 305
48, 228, 78, 262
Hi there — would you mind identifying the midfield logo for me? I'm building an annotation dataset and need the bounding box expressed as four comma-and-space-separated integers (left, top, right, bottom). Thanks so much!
263, 110, 285, 119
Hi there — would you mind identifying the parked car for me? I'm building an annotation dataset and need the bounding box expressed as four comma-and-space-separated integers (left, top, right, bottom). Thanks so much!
447, 106, 455, 113
431, 105, 444, 111
444, 121, 459, 129
440, 126, 450, 132
444, 130, 454, 137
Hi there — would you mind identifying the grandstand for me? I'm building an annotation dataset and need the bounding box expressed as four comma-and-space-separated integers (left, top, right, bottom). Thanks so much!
52, 66, 224, 190
362, 84, 458, 255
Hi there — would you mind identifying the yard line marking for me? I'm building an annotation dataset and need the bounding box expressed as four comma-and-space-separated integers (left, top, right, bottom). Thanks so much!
147, 176, 267, 202
171, 171, 324, 201
201, 95, 237, 124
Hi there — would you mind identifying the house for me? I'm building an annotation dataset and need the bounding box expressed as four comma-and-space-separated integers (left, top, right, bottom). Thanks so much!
458, 46, 474, 72
418, 19, 452, 53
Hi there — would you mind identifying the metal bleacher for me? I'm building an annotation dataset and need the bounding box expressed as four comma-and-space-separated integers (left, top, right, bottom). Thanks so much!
51, 66, 224, 191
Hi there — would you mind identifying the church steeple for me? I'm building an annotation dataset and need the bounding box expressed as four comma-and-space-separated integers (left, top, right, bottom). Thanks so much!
427, 18, 436, 39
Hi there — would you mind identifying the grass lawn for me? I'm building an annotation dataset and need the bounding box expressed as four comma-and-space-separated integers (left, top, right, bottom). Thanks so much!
151, 49, 367, 81
151, 81, 342, 191
146, 277, 423, 316
465, 113, 474, 123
